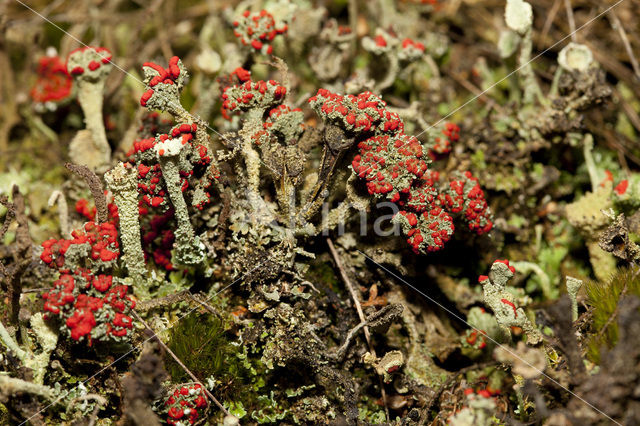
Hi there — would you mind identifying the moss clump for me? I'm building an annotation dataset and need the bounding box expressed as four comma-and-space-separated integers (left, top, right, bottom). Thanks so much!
585, 267, 640, 362
165, 312, 273, 416
165, 312, 233, 383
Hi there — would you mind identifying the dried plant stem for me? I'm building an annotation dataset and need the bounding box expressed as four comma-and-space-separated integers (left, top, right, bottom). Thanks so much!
64, 163, 108, 223
564, 0, 577, 41
0, 186, 31, 326
326, 238, 389, 421
608, 9, 640, 80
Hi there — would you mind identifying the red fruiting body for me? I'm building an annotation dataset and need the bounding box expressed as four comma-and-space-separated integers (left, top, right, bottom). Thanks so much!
309, 89, 404, 136
74, 197, 119, 225
500, 298, 518, 318
614, 179, 629, 195
231, 67, 252, 82
164, 384, 207, 425
477, 389, 492, 399
131, 83, 219, 269
232, 9, 287, 55
41, 221, 119, 272
439, 171, 493, 234
375, 34, 387, 47
401, 38, 425, 52
262, 104, 305, 143
30, 55, 73, 104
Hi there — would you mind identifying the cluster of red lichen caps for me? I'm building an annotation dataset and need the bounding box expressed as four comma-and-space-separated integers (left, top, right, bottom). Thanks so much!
363, 29, 425, 62
221, 73, 287, 117
309, 89, 404, 135
352, 133, 428, 201
232, 9, 287, 55
310, 88, 491, 254
438, 171, 492, 234
463, 386, 500, 399
140, 56, 182, 107
75, 196, 119, 226
601, 170, 631, 196
66, 46, 112, 77
41, 221, 119, 271
164, 384, 208, 425
428, 122, 459, 159
263, 104, 305, 143
30, 55, 73, 104
127, 122, 216, 209
41, 221, 136, 344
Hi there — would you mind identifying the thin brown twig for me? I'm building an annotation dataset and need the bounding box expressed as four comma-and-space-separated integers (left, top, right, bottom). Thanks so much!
0, 186, 32, 326
608, 9, 640, 81
131, 310, 231, 416
564, 0, 577, 41
448, 72, 505, 115
187, 292, 220, 316
326, 238, 389, 422
327, 238, 371, 348
541, 0, 563, 43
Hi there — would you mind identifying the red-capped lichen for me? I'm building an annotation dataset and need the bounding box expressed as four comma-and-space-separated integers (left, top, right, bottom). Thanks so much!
163, 384, 208, 425
30, 55, 73, 106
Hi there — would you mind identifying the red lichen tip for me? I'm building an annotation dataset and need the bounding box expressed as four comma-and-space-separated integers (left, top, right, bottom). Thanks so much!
493, 259, 515, 274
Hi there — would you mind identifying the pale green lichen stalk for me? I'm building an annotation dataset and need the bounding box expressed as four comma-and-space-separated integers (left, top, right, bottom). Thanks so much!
480, 260, 542, 345
154, 138, 206, 265
565, 276, 583, 321
505, 0, 543, 105
67, 47, 113, 169
104, 162, 146, 285
0, 313, 58, 385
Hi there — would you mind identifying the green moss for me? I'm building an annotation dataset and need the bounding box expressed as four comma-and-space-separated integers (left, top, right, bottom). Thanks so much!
305, 259, 341, 295
585, 267, 640, 362
165, 312, 232, 383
